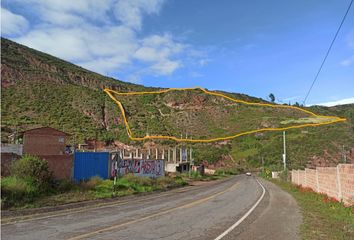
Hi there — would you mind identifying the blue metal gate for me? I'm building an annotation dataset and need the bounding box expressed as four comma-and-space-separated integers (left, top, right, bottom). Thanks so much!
73, 152, 109, 181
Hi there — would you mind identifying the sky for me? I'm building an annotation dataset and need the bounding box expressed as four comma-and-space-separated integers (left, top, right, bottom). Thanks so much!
1, 0, 354, 106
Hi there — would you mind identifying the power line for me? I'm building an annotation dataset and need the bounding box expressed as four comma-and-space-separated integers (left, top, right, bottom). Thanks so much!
303, 0, 353, 105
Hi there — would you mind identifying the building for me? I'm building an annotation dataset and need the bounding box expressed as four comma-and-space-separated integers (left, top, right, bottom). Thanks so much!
21, 127, 73, 179
23, 127, 70, 155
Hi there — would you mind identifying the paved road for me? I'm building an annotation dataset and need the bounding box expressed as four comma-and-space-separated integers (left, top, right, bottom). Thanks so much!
2, 176, 302, 240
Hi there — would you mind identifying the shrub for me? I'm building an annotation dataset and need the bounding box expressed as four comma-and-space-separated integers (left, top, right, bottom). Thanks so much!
80, 176, 103, 191
279, 169, 289, 181
259, 167, 272, 178
190, 171, 203, 179
174, 176, 188, 186
156, 176, 175, 189
1, 176, 37, 207
11, 155, 53, 192
55, 179, 77, 193
93, 180, 114, 198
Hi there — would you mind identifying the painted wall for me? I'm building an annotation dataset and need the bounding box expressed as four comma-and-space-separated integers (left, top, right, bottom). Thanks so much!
114, 159, 165, 178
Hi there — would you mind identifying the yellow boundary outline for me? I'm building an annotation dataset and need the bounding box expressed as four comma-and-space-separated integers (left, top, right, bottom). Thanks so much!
103, 87, 346, 143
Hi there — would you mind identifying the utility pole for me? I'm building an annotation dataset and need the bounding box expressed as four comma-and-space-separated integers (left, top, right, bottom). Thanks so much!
283, 131, 286, 171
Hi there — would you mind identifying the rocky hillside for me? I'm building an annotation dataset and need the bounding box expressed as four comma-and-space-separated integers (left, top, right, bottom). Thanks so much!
1, 38, 354, 169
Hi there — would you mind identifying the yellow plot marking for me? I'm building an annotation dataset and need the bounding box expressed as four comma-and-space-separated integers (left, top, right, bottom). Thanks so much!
103, 86, 346, 143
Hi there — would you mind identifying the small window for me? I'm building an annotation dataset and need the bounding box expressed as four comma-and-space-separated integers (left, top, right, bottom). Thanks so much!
58, 137, 64, 143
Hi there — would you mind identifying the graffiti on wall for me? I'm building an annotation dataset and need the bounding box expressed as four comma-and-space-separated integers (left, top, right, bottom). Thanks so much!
111, 159, 165, 178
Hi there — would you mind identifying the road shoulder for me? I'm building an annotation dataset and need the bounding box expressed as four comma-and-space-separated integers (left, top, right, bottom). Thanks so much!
223, 178, 302, 240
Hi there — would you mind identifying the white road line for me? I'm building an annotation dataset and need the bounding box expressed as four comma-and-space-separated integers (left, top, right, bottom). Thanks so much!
214, 178, 266, 240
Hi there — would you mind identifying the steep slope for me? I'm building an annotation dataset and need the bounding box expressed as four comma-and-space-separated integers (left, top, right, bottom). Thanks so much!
1, 38, 353, 169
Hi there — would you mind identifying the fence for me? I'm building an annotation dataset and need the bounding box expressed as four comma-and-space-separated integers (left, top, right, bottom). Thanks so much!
73, 152, 110, 181
291, 164, 354, 205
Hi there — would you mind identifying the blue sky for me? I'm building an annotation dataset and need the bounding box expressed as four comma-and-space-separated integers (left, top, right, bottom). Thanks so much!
1, 0, 354, 106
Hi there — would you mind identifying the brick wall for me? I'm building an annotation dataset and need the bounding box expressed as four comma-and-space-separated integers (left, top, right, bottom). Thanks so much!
24, 134, 67, 155
291, 164, 354, 206
40, 155, 73, 180
317, 167, 338, 199
305, 169, 317, 191
338, 164, 354, 205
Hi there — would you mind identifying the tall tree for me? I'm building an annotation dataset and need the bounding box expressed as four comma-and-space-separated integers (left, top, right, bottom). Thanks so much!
268, 93, 275, 103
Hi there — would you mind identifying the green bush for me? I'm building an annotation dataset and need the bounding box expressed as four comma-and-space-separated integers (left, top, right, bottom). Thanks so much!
11, 155, 53, 192
279, 169, 289, 181
259, 167, 272, 178
1, 176, 37, 207
190, 171, 203, 179
156, 176, 175, 189
174, 176, 188, 186
93, 180, 115, 198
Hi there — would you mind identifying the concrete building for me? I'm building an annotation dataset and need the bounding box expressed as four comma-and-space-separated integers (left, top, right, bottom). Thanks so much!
115, 146, 194, 173
23, 127, 70, 155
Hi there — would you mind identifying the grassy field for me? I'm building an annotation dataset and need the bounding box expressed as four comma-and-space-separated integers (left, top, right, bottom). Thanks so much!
270, 179, 354, 240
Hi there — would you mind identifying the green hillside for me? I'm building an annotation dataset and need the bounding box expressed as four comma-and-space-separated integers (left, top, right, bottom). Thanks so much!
1, 38, 353, 169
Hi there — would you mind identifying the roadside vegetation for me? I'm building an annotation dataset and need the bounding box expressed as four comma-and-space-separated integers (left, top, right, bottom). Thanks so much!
269, 178, 353, 240
180, 167, 239, 182
1, 155, 237, 210
0, 155, 188, 209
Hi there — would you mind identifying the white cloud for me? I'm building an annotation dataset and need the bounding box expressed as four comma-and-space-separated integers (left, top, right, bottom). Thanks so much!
150, 60, 181, 75
13, 0, 112, 25
1, 8, 29, 35
133, 34, 185, 75
310, 97, 354, 107
340, 55, 354, 66
16, 28, 91, 61
114, 0, 164, 30
3, 0, 203, 80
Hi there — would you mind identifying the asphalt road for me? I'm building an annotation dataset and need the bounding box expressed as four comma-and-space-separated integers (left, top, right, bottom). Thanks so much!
1, 176, 302, 240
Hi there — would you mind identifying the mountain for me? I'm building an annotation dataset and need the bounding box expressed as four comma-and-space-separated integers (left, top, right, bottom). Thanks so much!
1, 38, 354, 169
